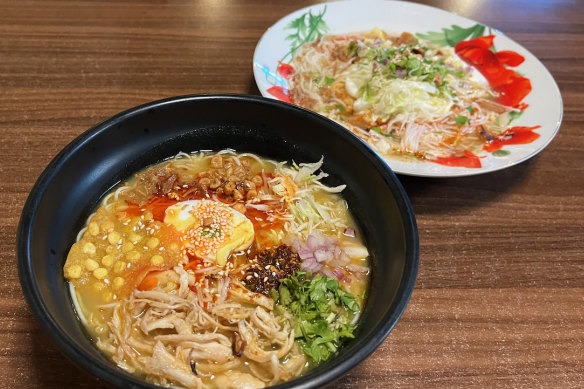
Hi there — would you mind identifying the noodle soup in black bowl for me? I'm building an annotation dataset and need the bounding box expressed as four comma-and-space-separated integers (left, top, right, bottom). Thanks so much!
17, 94, 418, 389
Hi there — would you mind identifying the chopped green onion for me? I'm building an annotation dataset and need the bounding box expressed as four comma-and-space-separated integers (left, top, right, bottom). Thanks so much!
324, 76, 335, 85
508, 110, 524, 123
455, 116, 468, 125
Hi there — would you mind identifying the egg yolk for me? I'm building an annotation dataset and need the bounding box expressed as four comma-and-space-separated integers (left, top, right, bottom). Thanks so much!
164, 200, 254, 266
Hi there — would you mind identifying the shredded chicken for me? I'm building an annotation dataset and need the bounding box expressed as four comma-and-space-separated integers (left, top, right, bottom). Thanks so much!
98, 267, 305, 388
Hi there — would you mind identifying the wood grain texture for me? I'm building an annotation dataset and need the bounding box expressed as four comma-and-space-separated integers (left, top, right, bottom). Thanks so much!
1, 0, 582, 388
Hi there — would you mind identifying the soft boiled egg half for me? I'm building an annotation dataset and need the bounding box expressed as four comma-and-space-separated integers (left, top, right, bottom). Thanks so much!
164, 199, 254, 266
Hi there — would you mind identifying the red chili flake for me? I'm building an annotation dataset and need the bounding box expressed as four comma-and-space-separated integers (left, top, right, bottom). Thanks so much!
483, 126, 541, 152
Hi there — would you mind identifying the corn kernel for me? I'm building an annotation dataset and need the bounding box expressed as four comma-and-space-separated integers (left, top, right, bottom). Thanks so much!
112, 277, 125, 290
146, 237, 159, 249
143, 211, 153, 221
113, 261, 126, 274
84, 259, 99, 271
93, 267, 108, 279
150, 255, 164, 266
128, 232, 143, 244
101, 221, 115, 232
105, 245, 117, 255
107, 231, 121, 245
102, 291, 113, 303
67, 265, 82, 279
88, 222, 100, 236
169, 243, 179, 251
101, 255, 114, 267
126, 251, 140, 262
122, 242, 134, 252
82, 242, 96, 255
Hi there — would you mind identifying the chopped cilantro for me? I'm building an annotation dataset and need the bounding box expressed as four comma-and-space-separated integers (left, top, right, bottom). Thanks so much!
466, 105, 476, 114
335, 104, 345, 112
324, 76, 335, 85
455, 115, 468, 125
405, 57, 420, 70
273, 272, 360, 364
492, 149, 511, 157
344, 40, 357, 56
371, 126, 396, 138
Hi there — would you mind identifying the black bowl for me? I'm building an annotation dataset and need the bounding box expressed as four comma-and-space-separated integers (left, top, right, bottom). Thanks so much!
17, 94, 418, 389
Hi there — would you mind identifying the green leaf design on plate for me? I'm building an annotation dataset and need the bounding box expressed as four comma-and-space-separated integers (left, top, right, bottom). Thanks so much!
492, 150, 511, 157
281, 6, 328, 62
417, 24, 486, 47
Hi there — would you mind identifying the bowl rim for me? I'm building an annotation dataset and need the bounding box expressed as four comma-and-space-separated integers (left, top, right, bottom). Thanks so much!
17, 93, 419, 389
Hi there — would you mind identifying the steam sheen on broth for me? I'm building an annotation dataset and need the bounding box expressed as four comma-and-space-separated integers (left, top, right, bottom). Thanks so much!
64, 150, 370, 388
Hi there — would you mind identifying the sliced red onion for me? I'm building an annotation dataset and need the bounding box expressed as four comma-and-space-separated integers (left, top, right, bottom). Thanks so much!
314, 249, 332, 263
302, 257, 323, 272
306, 233, 324, 251
344, 277, 353, 284
332, 268, 345, 280
298, 248, 315, 260
343, 227, 356, 238
313, 249, 326, 262
320, 267, 335, 279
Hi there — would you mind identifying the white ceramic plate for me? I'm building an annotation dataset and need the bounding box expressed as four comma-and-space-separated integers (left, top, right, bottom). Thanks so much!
253, 0, 562, 177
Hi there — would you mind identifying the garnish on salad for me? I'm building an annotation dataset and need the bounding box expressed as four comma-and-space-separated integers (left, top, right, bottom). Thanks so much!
278, 28, 539, 168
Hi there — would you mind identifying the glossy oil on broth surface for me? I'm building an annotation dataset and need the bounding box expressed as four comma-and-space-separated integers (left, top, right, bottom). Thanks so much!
63, 150, 370, 388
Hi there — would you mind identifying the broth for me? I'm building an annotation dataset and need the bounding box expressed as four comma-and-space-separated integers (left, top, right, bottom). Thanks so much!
64, 150, 370, 388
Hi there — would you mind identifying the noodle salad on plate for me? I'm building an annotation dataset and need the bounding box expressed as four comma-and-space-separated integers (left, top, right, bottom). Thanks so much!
253, 1, 562, 177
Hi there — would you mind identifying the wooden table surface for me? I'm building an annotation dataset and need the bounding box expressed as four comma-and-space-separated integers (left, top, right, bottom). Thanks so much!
1, 0, 583, 388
